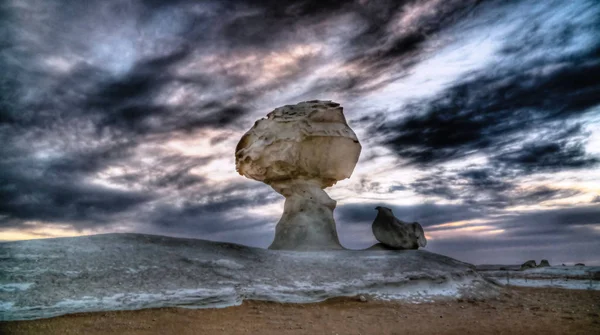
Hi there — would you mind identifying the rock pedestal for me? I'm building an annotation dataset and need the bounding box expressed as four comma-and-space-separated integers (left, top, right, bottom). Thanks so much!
235, 100, 361, 250
269, 179, 342, 250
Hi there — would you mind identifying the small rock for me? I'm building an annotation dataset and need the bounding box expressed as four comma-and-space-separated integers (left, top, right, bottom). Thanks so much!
358, 295, 367, 302
372, 207, 427, 250
521, 260, 537, 270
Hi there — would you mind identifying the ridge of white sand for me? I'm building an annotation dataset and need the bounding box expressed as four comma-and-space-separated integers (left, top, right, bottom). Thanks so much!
0, 233, 497, 321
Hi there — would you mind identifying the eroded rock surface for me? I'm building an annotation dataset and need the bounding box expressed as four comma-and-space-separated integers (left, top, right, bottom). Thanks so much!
235, 100, 361, 250
0, 234, 499, 321
538, 260, 550, 267
521, 260, 537, 270
372, 206, 427, 250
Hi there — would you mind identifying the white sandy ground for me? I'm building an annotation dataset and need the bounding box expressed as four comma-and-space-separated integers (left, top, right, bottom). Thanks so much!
3, 234, 598, 321
476, 265, 600, 290
0, 233, 497, 321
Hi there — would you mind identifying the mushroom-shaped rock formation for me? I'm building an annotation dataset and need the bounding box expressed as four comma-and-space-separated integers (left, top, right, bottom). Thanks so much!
372, 206, 427, 250
235, 100, 361, 250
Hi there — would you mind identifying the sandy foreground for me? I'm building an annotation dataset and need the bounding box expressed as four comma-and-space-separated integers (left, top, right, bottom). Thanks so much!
1, 287, 599, 335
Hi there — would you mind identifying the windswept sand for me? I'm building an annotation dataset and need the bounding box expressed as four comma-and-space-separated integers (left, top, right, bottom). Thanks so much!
2, 287, 599, 335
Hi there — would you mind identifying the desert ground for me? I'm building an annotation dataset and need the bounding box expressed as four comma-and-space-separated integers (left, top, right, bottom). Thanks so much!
2, 287, 598, 335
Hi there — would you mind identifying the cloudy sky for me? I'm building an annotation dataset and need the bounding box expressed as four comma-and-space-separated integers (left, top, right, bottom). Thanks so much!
1, 0, 599, 265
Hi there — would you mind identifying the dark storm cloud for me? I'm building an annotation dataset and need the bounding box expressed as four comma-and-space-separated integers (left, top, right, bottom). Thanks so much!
218, 0, 346, 48
375, 49, 600, 166
44, 141, 138, 176
3, 0, 473, 131
409, 167, 581, 209
147, 182, 281, 235
0, 0, 486, 232
410, 168, 507, 203
0, 0, 483, 135
0, 136, 151, 228
2, 1, 250, 133
0, 0, 267, 230
494, 138, 598, 173
402, 126, 595, 208
356, 0, 600, 219
107, 153, 212, 190
372, 0, 600, 167
88, 51, 252, 134
0, 117, 214, 229
388, 185, 407, 192
301, 0, 482, 97
0, 164, 153, 228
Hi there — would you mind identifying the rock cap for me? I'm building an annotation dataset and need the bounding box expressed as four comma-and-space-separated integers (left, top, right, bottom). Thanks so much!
235, 100, 361, 189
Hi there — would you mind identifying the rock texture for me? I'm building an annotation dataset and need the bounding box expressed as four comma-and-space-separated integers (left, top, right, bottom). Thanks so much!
520, 260, 537, 270
235, 100, 361, 250
538, 259, 550, 267
372, 206, 427, 250
0, 234, 499, 321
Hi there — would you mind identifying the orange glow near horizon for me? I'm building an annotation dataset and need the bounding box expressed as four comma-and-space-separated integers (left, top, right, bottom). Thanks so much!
0, 227, 90, 242
0, 221, 123, 242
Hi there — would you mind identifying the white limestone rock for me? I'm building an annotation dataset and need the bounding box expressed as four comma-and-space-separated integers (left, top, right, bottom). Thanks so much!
235, 100, 361, 250
372, 206, 427, 250
0, 234, 500, 321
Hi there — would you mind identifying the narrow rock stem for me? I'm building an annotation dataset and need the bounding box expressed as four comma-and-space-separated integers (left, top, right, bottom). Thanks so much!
268, 179, 343, 250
